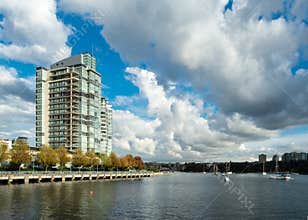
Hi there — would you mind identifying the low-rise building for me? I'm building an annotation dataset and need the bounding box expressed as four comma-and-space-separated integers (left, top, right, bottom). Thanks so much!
12, 137, 28, 144
0, 138, 12, 150
282, 152, 307, 161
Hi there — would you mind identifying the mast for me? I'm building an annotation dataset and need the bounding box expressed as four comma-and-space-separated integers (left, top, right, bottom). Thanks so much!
275, 159, 279, 173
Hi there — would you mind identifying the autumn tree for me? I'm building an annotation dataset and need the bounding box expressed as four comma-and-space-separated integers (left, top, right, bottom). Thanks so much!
56, 147, 70, 171
72, 148, 87, 171
37, 145, 59, 171
100, 154, 112, 170
120, 156, 129, 169
110, 152, 121, 170
0, 142, 9, 165
133, 156, 145, 170
85, 150, 101, 170
124, 154, 134, 168
10, 140, 32, 171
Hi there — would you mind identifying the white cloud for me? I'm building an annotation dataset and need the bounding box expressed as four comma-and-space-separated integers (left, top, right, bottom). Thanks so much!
0, 0, 71, 65
0, 66, 35, 143
59, 0, 308, 130
112, 67, 279, 161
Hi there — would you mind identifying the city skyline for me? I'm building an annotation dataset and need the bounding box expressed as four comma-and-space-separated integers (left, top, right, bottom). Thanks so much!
0, 0, 307, 162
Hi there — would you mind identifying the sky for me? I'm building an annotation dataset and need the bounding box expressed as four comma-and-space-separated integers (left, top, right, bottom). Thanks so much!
0, 0, 307, 162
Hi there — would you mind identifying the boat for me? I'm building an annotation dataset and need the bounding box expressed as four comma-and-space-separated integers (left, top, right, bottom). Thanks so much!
202, 163, 206, 174
262, 161, 267, 175
270, 173, 293, 180
224, 162, 232, 175
224, 175, 230, 182
213, 164, 219, 175
223, 162, 231, 182
269, 159, 293, 181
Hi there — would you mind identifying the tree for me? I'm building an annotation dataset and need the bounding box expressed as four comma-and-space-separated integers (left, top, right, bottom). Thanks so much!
85, 150, 100, 170
0, 142, 9, 164
110, 152, 121, 170
120, 156, 129, 169
100, 154, 112, 170
37, 145, 59, 172
72, 148, 87, 171
124, 154, 134, 168
10, 140, 32, 171
56, 147, 70, 171
133, 156, 145, 170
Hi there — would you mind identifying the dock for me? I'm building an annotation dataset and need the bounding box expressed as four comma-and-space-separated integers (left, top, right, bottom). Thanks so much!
0, 171, 162, 185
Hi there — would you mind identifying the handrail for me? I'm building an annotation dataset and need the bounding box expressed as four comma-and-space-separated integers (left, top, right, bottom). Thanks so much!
0, 171, 153, 176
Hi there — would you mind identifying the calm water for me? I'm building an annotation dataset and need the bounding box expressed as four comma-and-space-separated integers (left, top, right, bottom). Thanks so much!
0, 173, 307, 219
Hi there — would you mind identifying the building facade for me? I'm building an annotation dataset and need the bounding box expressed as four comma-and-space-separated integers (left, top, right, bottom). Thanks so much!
272, 154, 279, 162
101, 97, 112, 155
36, 53, 112, 153
282, 152, 307, 161
0, 139, 12, 150
258, 154, 267, 163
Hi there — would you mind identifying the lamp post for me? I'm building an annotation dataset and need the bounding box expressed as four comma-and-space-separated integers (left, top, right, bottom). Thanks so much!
32, 156, 35, 174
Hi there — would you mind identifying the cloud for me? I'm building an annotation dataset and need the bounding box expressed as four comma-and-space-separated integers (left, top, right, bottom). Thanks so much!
0, 0, 72, 65
59, 0, 308, 131
0, 66, 35, 142
113, 67, 278, 161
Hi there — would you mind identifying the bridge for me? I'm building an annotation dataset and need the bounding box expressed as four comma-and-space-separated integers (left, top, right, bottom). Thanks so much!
0, 171, 162, 185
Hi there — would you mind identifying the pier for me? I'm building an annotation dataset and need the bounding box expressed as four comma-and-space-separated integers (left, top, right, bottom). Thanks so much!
0, 171, 162, 185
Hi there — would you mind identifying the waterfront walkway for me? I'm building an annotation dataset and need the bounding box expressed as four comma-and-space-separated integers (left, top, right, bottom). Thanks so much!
0, 171, 161, 185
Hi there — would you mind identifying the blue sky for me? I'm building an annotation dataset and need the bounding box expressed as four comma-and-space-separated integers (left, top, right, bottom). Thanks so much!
0, 0, 307, 161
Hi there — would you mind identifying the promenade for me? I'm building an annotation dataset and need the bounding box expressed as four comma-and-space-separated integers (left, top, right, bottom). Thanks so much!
0, 171, 161, 185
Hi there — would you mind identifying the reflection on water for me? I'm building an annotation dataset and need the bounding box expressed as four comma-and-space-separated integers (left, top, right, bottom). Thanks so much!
0, 173, 307, 219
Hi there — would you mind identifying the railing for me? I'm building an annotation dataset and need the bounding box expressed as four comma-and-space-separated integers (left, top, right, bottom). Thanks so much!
0, 171, 153, 176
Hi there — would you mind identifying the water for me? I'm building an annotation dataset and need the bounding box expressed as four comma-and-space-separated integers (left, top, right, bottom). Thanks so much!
0, 173, 307, 219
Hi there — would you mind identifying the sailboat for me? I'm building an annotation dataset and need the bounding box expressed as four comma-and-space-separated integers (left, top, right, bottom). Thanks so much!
213, 164, 218, 175
262, 161, 267, 175
226, 161, 232, 175
202, 163, 206, 174
269, 158, 293, 180
223, 162, 230, 182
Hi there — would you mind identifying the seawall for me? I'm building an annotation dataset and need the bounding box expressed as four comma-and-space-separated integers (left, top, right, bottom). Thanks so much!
0, 171, 163, 185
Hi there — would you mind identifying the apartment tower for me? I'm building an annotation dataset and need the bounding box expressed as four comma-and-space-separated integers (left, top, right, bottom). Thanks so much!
36, 53, 112, 153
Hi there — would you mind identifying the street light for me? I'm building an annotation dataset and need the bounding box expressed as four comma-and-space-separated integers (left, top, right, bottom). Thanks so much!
32, 156, 35, 174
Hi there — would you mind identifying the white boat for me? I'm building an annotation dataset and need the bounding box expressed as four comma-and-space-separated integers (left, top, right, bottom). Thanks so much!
224, 175, 230, 182
227, 171, 232, 175
261, 161, 267, 176
270, 173, 293, 180
269, 158, 293, 180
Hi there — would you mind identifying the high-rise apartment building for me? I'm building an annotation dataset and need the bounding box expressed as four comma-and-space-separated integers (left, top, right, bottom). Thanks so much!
36, 53, 112, 153
101, 97, 112, 155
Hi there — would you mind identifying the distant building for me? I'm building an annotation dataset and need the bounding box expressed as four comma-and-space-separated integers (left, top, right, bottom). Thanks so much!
12, 137, 28, 144
0, 139, 12, 150
282, 152, 307, 161
272, 154, 279, 162
259, 154, 267, 163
